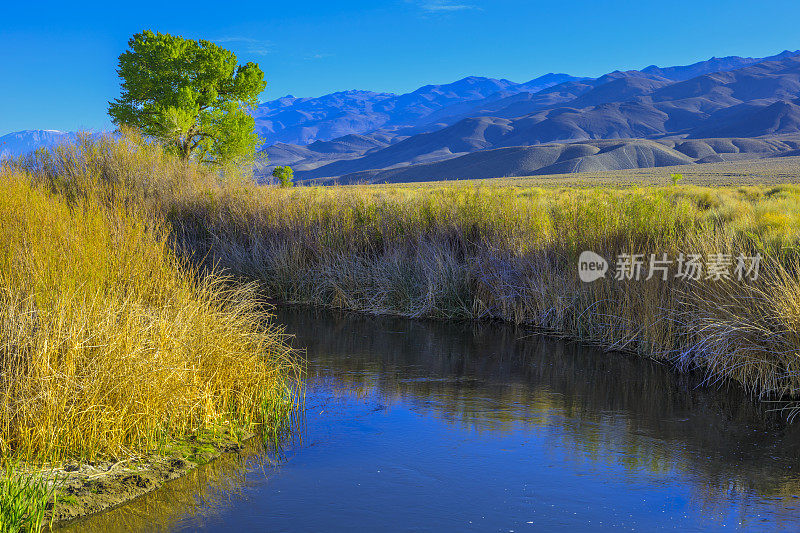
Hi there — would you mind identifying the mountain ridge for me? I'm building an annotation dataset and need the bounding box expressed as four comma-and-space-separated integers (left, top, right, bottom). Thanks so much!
252, 73, 580, 146
0, 129, 75, 160
268, 51, 800, 182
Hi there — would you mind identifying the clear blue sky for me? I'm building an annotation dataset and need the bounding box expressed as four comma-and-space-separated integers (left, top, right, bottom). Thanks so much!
2, 0, 799, 135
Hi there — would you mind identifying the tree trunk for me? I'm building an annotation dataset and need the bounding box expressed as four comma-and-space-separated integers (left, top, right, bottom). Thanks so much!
181, 141, 191, 161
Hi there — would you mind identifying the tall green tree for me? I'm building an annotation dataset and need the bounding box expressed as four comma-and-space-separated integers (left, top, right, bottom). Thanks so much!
272, 165, 294, 187
109, 30, 266, 164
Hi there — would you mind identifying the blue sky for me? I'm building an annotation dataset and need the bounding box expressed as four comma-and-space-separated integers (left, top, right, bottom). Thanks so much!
2, 0, 799, 136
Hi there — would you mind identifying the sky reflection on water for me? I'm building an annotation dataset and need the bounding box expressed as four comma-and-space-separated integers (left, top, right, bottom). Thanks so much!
62, 308, 800, 532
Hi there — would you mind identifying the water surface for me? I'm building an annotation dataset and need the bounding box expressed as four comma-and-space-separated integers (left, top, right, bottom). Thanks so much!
63, 309, 800, 531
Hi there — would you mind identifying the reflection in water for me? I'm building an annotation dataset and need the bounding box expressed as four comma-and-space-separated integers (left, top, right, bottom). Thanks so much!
62, 308, 800, 531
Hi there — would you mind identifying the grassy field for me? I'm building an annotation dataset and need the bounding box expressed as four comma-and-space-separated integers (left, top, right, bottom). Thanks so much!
370, 154, 800, 189
0, 135, 300, 531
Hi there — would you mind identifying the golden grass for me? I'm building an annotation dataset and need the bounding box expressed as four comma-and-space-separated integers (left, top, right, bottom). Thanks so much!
11, 131, 800, 409
0, 142, 299, 465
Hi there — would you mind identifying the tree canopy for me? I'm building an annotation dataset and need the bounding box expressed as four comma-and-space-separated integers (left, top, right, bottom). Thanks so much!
109, 30, 266, 164
273, 165, 294, 187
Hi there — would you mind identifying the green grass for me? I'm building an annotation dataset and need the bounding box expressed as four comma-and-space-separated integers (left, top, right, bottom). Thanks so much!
0, 462, 57, 533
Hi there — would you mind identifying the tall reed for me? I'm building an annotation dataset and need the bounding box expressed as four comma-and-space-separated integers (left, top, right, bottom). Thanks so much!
0, 163, 299, 464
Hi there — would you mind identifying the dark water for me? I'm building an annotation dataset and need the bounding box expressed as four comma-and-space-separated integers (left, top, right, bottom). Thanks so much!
63, 309, 800, 532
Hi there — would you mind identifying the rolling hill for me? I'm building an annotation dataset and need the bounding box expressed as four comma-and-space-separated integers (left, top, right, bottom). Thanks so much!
313, 137, 800, 184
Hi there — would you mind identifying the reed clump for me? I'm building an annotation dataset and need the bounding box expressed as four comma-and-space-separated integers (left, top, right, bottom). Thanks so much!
0, 140, 300, 468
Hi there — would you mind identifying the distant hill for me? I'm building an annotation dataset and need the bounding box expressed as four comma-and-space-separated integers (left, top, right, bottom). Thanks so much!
313, 137, 800, 184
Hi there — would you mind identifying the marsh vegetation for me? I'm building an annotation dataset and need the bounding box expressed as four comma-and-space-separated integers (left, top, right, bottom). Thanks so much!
14, 132, 800, 402
158, 161, 800, 402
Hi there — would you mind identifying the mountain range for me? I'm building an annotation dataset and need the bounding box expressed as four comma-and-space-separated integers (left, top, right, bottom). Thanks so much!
0, 130, 76, 160
258, 50, 800, 183
252, 73, 580, 146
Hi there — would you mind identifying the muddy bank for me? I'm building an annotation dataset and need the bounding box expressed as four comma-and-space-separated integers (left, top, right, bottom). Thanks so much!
47, 430, 255, 525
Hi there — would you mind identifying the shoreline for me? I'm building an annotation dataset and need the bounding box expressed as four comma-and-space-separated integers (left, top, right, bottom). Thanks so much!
46, 430, 256, 526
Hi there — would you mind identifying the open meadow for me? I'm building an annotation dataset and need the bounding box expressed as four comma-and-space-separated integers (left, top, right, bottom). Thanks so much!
353, 153, 800, 189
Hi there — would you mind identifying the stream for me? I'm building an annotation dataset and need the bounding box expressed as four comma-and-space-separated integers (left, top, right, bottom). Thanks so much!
61, 308, 800, 531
